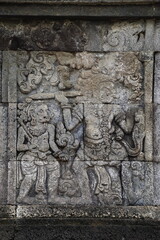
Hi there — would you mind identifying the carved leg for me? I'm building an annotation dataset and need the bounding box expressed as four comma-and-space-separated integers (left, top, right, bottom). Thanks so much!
47, 162, 62, 203
17, 173, 37, 204
107, 164, 122, 205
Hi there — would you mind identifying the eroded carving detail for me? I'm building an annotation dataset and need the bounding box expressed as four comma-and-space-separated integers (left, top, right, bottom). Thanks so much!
122, 161, 153, 205
31, 21, 87, 51
103, 21, 145, 51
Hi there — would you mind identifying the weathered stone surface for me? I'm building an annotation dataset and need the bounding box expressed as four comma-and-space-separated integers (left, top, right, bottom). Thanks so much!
84, 103, 147, 161
0, 3, 160, 19
2, 52, 17, 103
154, 53, 160, 104
122, 161, 153, 206
0, 205, 15, 218
0, 20, 151, 52
102, 21, 145, 52
0, 50, 154, 206
2, 51, 146, 104
154, 53, 160, 162
154, 21, 160, 52
154, 104, 160, 162
7, 161, 17, 205
0, 52, 2, 103
0, 5, 159, 233
1, 19, 160, 52
2, 19, 160, 52
12, 224, 160, 240
16, 205, 156, 219
0, 105, 9, 204
0, 162, 8, 204
8, 104, 17, 161
0, 0, 159, 3
153, 162, 160, 205
0, 104, 7, 161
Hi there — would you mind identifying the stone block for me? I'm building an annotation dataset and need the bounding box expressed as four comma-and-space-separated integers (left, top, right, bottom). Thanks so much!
83, 103, 152, 162
154, 21, 160, 51
122, 161, 154, 206
0, 161, 8, 204
7, 161, 17, 205
0, 104, 8, 162
0, 160, 16, 205
0, 52, 2, 103
154, 53, 160, 104
2, 51, 17, 103
154, 104, 160, 162
0, 205, 15, 219
102, 20, 145, 52
8, 103, 17, 160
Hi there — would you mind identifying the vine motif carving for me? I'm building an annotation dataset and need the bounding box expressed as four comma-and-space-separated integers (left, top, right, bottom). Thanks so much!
18, 53, 57, 93
103, 21, 145, 51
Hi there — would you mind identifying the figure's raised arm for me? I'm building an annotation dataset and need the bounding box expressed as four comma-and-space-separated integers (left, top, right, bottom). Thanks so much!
61, 104, 83, 131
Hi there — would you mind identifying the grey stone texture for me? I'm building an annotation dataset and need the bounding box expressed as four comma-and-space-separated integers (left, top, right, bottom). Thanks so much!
0, 0, 159, 3
1, 19, 160, 51
0, 50, 154, 207
0, 0, 160, 237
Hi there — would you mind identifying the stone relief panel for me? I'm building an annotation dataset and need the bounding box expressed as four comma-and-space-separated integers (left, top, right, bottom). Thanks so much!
16, 99, 89, 204
16, 51, 144, 105
83, 104, 148, 205
0, 20, 148, 52
84, 104, 145, 163
1, 51, 154, 206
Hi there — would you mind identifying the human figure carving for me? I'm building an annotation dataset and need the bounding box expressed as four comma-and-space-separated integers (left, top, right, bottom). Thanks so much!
17, 102, 65, 204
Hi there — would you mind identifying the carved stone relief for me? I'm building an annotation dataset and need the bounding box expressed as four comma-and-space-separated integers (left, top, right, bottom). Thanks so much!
83, 104, 146, 205
16, 51, 144, 105
0, 20, 147, 52
17, 99, 90, 204
122, 161, 153, 205
103, 21, 145, 52
1, 50, 153, 206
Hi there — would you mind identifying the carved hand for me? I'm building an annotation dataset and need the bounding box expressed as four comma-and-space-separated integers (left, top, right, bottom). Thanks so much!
57, 152, 68, 162
27, 143, 37, 151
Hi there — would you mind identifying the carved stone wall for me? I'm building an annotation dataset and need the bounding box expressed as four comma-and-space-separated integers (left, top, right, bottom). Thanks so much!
0, 50, 154, 207
1, 1, 160, 239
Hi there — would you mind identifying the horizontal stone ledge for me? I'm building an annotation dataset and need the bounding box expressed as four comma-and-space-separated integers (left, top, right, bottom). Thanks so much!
16, 205, 160, 221
0, 4, 160, 18
0, 0, 159, 5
